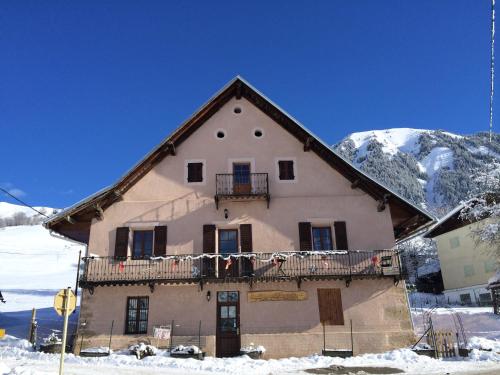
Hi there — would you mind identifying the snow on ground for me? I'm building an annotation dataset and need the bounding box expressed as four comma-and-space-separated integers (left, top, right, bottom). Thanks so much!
0, 335, 499, 375
0, 224, 83, 344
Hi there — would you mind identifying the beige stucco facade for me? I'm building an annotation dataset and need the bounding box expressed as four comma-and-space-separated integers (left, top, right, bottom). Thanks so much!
77, 279, 412, 358
74, 95, 415, 357
434, 219, 497, 304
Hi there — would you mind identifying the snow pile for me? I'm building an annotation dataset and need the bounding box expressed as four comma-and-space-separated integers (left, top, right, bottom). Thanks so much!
0, 362, 10, 375
129, 343, 157, 359
489, 270, 500, 287
0, 335, 499, 375
80, 347, 112, 354
240, 344, 266, 354
171, 345, 201, 355
468, 337, 500, 353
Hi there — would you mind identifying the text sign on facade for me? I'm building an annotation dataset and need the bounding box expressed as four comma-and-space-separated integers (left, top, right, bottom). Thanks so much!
153, 326, 171, 340
248, 290, 307, 302
54, 289, 76, 316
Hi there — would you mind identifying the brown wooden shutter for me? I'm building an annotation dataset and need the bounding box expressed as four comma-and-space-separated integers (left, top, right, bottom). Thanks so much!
187, 162, 203, 182
114, 227, 129, 258
298, 222, 312, 251
153, 226, 167, 256
240, 224, 253, 252
203, 224, 216, 253
334, 221, 348, 250
317, 288, 344, 325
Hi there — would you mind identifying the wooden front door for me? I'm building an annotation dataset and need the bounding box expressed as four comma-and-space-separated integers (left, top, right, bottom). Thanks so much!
232, 163, 251, 194
218, 229, 239, 278
216, 291, 240, 357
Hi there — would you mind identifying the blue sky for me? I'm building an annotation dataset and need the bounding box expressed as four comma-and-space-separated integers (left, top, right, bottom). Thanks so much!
0, 0, 496, 208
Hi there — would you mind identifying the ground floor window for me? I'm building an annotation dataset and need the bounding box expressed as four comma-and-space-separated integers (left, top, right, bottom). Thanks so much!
479, 292, 492, 305
125, 296, 149, 334
459, 293, 472, 305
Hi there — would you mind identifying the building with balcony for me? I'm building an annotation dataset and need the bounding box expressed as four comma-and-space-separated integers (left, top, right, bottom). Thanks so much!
45, 77, 433, 358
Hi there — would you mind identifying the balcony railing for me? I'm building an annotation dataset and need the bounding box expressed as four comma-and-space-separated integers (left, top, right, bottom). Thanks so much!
79, 250, 402, 288
215, 173, 270, 208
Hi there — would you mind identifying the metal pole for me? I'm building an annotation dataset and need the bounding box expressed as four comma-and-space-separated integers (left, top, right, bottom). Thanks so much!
108, 320, 114, 355
198, 320, 201, 350
169, 320, 174, 352
59, 287, 71, 375
322, 322, 326, 352
350, 319, 354, 354
28, 308, 37, 346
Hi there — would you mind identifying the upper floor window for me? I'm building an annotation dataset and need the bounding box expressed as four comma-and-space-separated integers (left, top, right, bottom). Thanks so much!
187, 162, 203, 183
464, 264, 475, 277
312, 227, 333, 250
278, 160, 295, 181
133, 230, 153, 259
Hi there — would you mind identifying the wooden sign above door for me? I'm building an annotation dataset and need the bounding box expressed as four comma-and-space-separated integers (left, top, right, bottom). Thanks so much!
248, 290, 308, 302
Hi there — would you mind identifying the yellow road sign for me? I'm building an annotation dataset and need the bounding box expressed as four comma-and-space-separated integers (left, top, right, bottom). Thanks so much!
54, 289, 76, 316
0, 329, 5, 338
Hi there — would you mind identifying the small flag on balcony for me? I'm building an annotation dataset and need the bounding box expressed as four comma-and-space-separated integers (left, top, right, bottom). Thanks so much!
321, 255, 329, 268
172, 258, 180, 272
225, 258, 232, 270
371, 255, 380, 267
119, 261, 125, 273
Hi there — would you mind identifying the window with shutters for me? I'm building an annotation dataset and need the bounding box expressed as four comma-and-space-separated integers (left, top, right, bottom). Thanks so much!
276, 158, 296, 182
185, 159, 206, 185
317, 288, 344, 325
132, 230, 153, 259
312, 227, 333, 250
125, 296, 149, 334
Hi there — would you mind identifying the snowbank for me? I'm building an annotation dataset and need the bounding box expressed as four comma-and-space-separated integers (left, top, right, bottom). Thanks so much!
0, 335, 498, 375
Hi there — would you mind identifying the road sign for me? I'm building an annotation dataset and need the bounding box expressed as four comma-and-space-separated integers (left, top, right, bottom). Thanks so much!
54, 289, 76, 316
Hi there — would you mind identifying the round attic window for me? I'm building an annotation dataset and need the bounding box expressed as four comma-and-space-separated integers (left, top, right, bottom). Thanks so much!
254, 129, 263, 138
215, 129, 226, 140
234, 107, 242, 114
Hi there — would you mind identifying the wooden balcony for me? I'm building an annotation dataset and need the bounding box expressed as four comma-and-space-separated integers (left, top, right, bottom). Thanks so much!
214, 173, 270, 208
79, 250, 403, 291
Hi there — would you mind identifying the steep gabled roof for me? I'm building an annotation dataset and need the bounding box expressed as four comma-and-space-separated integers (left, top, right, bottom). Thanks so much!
45, 76, 434, 243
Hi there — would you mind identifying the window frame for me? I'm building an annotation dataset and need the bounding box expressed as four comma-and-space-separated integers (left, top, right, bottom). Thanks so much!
464, 264, 475, 277
275, 157, 297, 183
132, 230, 154, 259
185, 159, 206, 186
125, 296, 149, 334
312, 226, 334, 251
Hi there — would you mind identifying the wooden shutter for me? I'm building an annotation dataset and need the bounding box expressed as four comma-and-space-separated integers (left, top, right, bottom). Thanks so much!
317, 288, 344, 325
298, 222, 312, 251
153, 226, 167, 256
240, 224, 253, 252
203, 224, 216, 253
278, 160, 294, 180
334, 221, 348, 250
114, 227, 129, 258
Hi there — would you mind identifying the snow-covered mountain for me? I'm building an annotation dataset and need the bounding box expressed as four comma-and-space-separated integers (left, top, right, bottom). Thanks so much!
334, 128, 500, 216
0, 202, 59, 227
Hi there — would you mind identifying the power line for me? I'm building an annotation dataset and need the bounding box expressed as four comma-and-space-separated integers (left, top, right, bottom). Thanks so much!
0, 187, 50, 218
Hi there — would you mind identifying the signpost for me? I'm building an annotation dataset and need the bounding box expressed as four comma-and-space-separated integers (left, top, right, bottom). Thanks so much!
54, 287, 76, 375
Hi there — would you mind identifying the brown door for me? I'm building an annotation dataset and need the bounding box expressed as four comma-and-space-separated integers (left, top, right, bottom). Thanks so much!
216, 291, 240, 357
233, 163, 251, 194
218, 229, 239, 278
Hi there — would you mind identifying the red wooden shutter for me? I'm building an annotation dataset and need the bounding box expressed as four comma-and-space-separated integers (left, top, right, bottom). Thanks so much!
298, 222, 312, 251
153, 226, 167, 256
334, 221, 348, 250
114, 227, 129, 258
317, 288, 344, 325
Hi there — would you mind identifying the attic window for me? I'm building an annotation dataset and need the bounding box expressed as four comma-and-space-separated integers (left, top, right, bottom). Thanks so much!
254, 129, 263, 138
234, 107, 242, 114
